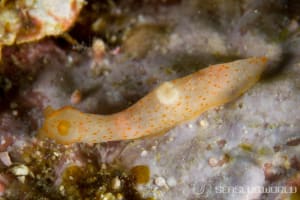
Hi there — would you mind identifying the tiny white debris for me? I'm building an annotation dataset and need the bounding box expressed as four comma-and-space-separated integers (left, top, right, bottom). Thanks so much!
137, 15, 146, 23
0, 139, 5, 145
136, 184, 144, 192
103, 192, 115, 200
116, 193, 123, 200
199, 120, 209, 128
151, 145, 157, 150
67, 55, 74, 64
187, 124, 193, 129
155, 176, 167, 187
167, 177, 177, 187
167, 136, 174, 143
101, 163, 107, 170
92, 39, 106, 58
208, 157, 219, 167
59, 185, 65, 195
141, 150, 148, 157
10, 164, 29, 176
17, 176, 26, 183
70, 89, 82, 104
0, 152, 12, 167
103, 70, 110, 76
112, 177, 121, 190
35, 151, 41, 156
12, 110, 18, 116
53, 152, 60, 157
111, 35, 118, 43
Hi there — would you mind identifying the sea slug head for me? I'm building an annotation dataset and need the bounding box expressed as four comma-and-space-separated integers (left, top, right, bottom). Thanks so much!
38, 106, 83, 145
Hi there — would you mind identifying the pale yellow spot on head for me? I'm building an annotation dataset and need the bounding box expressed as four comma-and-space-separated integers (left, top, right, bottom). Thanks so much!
57, 120, 71, 136
156, 82, 180, 105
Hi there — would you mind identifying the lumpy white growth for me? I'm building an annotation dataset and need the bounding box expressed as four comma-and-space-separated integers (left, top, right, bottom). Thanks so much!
38, 57, 268, 144
156, 82, 180, 105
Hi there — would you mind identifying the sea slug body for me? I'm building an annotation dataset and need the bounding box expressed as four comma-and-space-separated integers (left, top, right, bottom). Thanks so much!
38, 57, 268, 144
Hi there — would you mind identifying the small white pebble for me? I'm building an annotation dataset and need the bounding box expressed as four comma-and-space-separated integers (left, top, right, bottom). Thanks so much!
167, 177, 177, 187
208, 157, 219, 167
187, 124, 193, 129
35, 151, 41, 156
53, 152, 60, 157
17, 176, 26, 183
155, 176, 166, 187
0, 152, 12, 167
103, 192, 115, 200
67, 55, 74, 65
59, 185, 65, 195
140, 150, 148, 157
101, 163, 107, 170
70, 89, 82, 104
199, 120, 209, 128
110, 35, 117, 43
0, 139, 5, 145
10, 164, 29, 176
12, 110, 18, 116
151, 145, 157, 150
167, 136, 174, 143
92, 39, 106, 57
111, 177, 121, 190
103, 70, 110, 76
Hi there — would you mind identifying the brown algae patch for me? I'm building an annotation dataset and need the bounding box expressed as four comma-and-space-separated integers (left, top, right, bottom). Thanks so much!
60, 164, 146, 200
1, 141, 149, 200
130, 165, 150, 184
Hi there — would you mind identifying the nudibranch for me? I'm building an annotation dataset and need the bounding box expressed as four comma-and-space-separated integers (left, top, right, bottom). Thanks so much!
38, 57, 268, 144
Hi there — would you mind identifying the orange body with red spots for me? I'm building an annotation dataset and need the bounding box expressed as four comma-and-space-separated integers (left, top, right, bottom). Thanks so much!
38, 57, 268, 144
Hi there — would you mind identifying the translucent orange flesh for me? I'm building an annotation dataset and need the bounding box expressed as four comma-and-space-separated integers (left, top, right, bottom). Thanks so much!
38, 57, 268, 144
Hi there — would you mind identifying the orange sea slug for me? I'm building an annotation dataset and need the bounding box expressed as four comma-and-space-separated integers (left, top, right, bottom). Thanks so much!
38, 57, 268, 144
